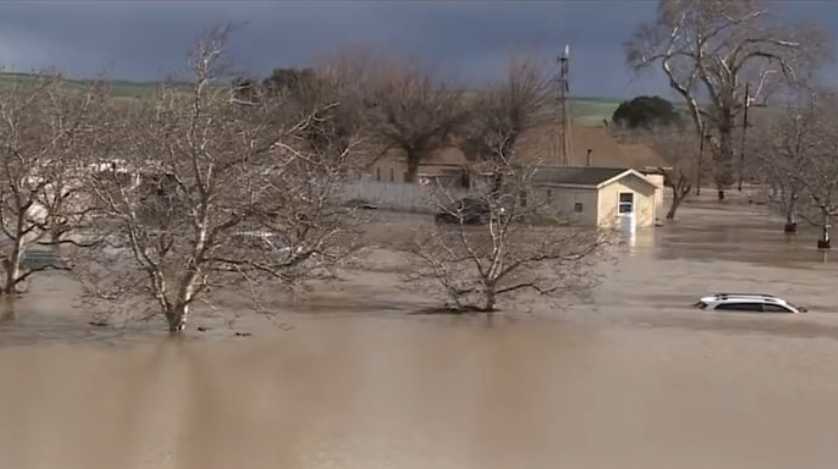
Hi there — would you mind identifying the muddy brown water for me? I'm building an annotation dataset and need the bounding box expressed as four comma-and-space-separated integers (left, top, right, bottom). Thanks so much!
4, 201, 838, 468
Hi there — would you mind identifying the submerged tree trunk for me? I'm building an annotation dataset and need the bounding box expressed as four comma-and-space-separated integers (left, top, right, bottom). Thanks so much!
482, 287, 497, 313
666, 188, 686, 220
1, 239, 24, 295
165, 304, 190, 334
715, 116, 735, 201
666, 175, 691, 221
0, 295, 15, 321
819, 208, 831, 249
784, 196, 798, 233
695, 130, 704, 197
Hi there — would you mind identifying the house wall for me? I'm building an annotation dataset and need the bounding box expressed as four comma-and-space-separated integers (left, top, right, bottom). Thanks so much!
369, 155, 408, 183
644, 173, 665, 220
367, 146, 470, 184
538, 186, 599, 225
596, 174, 656, 228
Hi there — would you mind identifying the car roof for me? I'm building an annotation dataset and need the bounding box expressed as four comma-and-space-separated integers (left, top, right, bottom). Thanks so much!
707, 296, 788, 304
701, 293, 788, 304
714, 292, 777, 298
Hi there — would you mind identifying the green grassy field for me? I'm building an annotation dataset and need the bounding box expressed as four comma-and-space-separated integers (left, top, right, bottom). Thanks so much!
0, 72, 160, 99
568, 96, 623, 127
0, 72, 629, 122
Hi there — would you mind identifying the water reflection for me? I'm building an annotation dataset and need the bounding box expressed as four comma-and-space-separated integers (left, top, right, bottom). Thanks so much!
2, 318, 838, 469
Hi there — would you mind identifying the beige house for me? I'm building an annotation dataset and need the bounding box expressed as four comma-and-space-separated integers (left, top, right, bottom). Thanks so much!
532, 167, 658, 228
364, 123, 667, 227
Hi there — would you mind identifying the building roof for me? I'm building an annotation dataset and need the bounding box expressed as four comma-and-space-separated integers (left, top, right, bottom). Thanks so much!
615, 143, 670, 170
423, 146, 469, 166
367, 124, 669, 176
532, 166, 656, 189
515, 123, 627, 167
370, 145, 468, 169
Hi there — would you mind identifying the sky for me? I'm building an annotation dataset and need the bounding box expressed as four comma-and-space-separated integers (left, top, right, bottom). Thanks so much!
0, 1, 836, 99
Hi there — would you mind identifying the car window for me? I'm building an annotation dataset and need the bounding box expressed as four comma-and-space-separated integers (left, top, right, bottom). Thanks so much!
762, 304, 792, 313
715, 303, 763, 312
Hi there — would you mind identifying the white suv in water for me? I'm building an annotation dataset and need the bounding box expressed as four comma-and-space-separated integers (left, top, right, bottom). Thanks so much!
695, 293, 807, 314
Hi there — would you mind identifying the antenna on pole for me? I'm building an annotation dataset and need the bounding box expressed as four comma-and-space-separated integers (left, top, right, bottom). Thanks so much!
557, 44, 572, 165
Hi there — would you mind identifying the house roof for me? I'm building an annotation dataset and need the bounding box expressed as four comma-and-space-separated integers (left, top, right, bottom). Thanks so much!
371, 145, 468, 168
367, 124, 669, 175
532, 166, 656, 189
424, 146, 468, 166
615, 143, 670, 170
515, 123, 626, 167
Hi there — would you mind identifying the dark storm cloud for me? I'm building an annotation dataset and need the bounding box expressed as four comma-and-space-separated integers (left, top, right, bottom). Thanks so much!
0, 1, 835, 98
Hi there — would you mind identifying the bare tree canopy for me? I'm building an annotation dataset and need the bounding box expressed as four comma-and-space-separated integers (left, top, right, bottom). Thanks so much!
460, 55, 551, 165
652, 130, 700, 220
406, 161, 607, 313
366, 62, 467, 183
626, 0, 830, 199
77, 26, 360, 333
611, 125, 699, 221
0, 73, 107, 295
750, 92, 813, 233
755, 89, 838, 246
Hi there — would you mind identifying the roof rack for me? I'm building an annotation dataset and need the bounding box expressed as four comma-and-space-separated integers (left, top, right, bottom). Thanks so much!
715, 292, 776, 298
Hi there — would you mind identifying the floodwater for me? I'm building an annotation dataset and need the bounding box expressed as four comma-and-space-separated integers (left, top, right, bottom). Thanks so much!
4, 199, 838, 468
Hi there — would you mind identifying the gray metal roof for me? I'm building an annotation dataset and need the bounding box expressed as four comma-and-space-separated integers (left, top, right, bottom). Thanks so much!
531, 167, 629, 186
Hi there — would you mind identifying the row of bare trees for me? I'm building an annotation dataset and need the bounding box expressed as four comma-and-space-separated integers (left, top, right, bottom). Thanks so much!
0, 27, 609, 332
627, 0, 830, 201
0, 27, 364, 333
753, 90, 838, 248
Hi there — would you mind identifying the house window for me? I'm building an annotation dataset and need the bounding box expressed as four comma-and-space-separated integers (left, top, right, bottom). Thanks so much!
574, 202, 583, 213
618, 192, 634, 214
546, 189, 552, 203
519, 191, 528, 207
389, 168, 394, 182
376, 167, 381, 182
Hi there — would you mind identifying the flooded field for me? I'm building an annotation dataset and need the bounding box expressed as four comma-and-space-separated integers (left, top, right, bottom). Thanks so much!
3, 199, 838, 468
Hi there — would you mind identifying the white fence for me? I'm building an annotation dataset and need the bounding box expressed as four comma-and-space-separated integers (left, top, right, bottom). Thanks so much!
339, 180, 469, 213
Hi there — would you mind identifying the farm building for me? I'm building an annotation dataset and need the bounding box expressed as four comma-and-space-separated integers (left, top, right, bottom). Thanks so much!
532, 167, 659, 228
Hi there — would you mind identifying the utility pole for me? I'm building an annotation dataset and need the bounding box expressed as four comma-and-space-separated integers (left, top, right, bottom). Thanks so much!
737, 82, 750, 192
696, 124, 704, 196
556, 45, 572, 165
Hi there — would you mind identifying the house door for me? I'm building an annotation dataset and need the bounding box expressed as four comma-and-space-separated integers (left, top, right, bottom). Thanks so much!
618, 192, 635, 231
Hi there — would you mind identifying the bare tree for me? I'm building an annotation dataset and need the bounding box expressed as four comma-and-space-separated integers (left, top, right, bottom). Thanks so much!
366, 62, 467, 183
406, 161, 607, 313
78, 26, 359, 333
651, 130, 700, 220
751, 101, 813, 233
460, 55, 551, 190
626, 0, 828, 200
757, 90, 838, 247
0, 73, 105, 295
